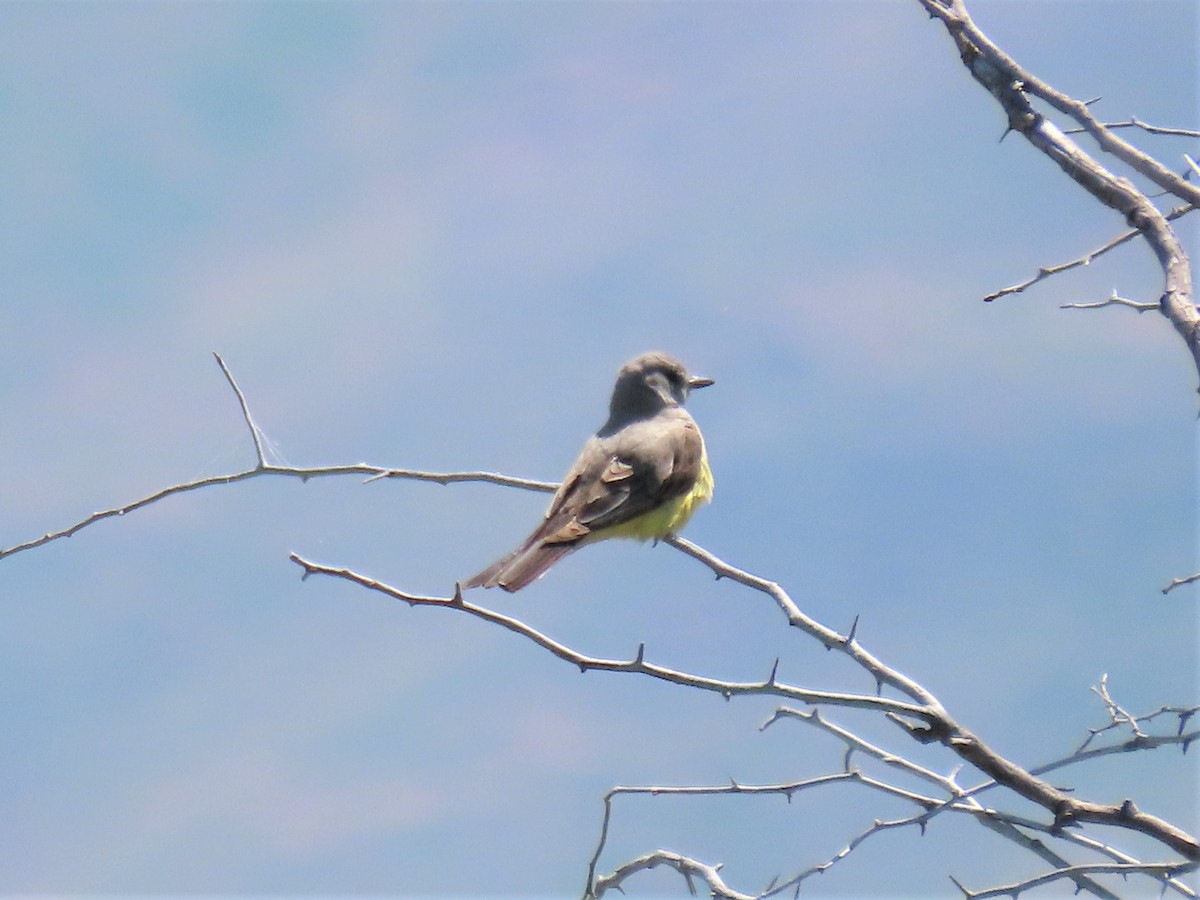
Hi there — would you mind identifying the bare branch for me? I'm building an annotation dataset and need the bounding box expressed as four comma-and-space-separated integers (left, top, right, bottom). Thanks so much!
0, 354, 557, 562
1163, 570, 1200, 595
590, 849, 757, 900
952, 861, 1197, 900
212, 352, 267, 468
0, 461, 558, 562
293, 548, 1200, 875
1071, 675, 1198, 755
1093, 673, 1145, 736
761, 707, 1153, 900
1064, 118, 1200, 140
593, 762, 1167, 900
983, 203, 1193, 302
669, 538, 1199, 860
764, 706, 960, 794
1061, 291, 1161, 313
920, 0, 1200, 382
362, 467, 556, 491
930, 1, 1199, 207
956, 699, 1198, 807
586, 771, 948, 900
0, 467, 261, 561
947, 733, 1198, 859
288, 554, 932, 718
584, 774, 859, 898
666, 536, 944, 712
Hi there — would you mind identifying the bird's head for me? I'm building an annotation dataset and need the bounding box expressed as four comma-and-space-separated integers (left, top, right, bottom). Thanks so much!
607, 352, 713, 423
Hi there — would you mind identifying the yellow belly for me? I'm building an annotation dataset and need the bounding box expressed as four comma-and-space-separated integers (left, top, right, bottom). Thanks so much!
591, 449, 713, 542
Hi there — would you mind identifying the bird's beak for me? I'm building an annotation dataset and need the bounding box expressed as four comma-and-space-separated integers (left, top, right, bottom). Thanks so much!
688, 375, 715, 390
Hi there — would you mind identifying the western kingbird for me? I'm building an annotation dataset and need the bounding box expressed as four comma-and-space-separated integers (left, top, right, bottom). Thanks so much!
463, 351, 714, 592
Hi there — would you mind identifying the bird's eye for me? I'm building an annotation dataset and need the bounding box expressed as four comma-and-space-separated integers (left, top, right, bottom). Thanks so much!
645, 371, 672, 394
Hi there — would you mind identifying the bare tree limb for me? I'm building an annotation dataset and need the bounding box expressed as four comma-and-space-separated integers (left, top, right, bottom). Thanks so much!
951, 861, 1198, 900
0, 354, 556, 562
982, 203, 1193, 302
918, 0, 1200, 383
286, 553, 933, 718
212, 352, 268, 467
1063, 118, 1200, 140
591, 849, 756, 900
669, 535, 1200, 862
946, 677, 1197, 808
665, 536, 942, 710
585, 774, 858, 898
920, 0, 1200, 206
289, 547, 1200, 869
762, 707, 1173, 900
584, 725, 1196, 900
1163, 571, 1200, 595
0, 462, 555, 562
1061, 291, 1161, 313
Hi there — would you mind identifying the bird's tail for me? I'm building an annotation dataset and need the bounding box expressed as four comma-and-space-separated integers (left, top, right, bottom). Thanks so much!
462, 539, 578, 592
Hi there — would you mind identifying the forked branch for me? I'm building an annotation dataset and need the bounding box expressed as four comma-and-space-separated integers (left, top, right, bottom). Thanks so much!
0, 354, 555, 562
918, 0, 1199, 382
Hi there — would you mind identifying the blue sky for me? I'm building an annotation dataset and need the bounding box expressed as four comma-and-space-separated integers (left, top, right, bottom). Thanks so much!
0, 1, 1196, 896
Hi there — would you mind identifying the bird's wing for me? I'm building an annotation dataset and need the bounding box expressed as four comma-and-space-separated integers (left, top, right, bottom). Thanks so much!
564, 410, 704, 536
461, 410, 704, 592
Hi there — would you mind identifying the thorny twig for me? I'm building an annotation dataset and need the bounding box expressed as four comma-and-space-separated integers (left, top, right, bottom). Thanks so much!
0, 353, 556, 562
984, 204, 1194, 303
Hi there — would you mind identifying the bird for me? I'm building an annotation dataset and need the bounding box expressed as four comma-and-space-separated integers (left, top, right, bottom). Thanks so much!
463, 351, 714, 592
